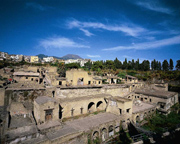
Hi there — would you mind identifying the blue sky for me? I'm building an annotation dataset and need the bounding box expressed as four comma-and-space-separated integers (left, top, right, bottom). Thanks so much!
0, 0, 180, 63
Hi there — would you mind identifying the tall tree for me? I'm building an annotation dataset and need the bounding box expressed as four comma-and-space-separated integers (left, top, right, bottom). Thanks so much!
122, 58, 128, 70
131, 59, 135, 70
162, 60, 169, 71
135, 59, 139, 71
84, 60, 92, 70
127, 61, 132, 70
114, 57, 122, 69
105, 60, 116, 70
151, 60, 154, 70
158, 61, 161, 70
169, 59, 174, 70
176, 60, 180, 70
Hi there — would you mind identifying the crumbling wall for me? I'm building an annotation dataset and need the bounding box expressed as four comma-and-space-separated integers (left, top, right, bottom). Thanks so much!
56, 86, 130, 98
0, 88, 5, 106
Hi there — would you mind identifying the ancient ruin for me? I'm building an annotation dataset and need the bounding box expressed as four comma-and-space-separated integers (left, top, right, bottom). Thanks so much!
0, 66, 178, 144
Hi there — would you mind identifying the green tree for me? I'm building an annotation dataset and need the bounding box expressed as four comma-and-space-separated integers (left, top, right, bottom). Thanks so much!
65, 63, 80, 69
92, 61, 104, 71
127, 61, 132, 70
144, 60, 150, 71
122, 58, 128, 69
131, 59, 135, 70
158, 61, 161, 70
162, 60, 169, 71
151, 60, 154, 70
114, 57, 122, 69
169, 59, 174, 70
105, 60, 116, 70
176, 60, 180, 70
84, 60, 92, 70
135, 59, 139, 71
118, 71, 126, 79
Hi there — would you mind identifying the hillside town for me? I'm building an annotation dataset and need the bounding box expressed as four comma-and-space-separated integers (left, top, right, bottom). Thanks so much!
0, 51, 91, 67
0, 50, 179, 144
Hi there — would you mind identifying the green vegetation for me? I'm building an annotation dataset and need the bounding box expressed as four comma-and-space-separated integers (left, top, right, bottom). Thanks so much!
1, 58, 180, 82
0, 60, 47, 69
92, 137, 100, 144
142, 105, 180, 134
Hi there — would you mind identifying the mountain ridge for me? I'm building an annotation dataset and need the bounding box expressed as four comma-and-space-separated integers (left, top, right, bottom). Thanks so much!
36, 54, 83, 60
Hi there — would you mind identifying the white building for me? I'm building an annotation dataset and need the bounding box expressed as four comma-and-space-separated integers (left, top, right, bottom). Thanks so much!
0, 52, 8, 59
43, 57, 54, 62
10, 55, 23, 61
65, 59, 91, 67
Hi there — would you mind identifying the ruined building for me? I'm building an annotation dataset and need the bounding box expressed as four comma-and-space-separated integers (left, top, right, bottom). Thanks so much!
0, 66, 178, 144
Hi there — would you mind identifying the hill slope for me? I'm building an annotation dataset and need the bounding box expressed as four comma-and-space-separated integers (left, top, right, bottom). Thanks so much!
36, 54, 83, 60
61, 54, 83, 60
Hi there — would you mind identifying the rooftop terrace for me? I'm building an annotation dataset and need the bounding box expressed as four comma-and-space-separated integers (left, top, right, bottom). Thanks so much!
132, 101, 156, 114
135, 89, 177, 99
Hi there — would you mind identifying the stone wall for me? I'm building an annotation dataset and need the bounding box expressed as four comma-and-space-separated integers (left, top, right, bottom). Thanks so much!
56, 86, 130, 98
13, 76, 40, 83
0, 88, 5, 106
4, 89, 46, 106
60, 96, 107, 119
34, 100, 59, 124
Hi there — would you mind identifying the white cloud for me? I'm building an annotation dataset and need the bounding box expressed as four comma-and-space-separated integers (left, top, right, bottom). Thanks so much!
80, 28, 94, 37
87, 55, 101, 58
136, 1, 173, 15
67, 19, 147, 37
39, 37, 90, 49
102, 35, 180, 51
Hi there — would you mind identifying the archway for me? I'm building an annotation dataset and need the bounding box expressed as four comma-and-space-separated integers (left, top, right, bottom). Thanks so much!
108, 125, 114, 137
101, 128, 108, 141
143, 112, 147, 119
136, 115, 140, 124
88, 102, 95, 113
52, 91, 55, 97
59, 104, 63, 119
92, 131, 100, 143
96, 101, 103, 111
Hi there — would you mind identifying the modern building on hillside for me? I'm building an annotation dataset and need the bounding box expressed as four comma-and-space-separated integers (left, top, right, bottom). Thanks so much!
43, 57, 54, 63
31, 56, 39, 63
65, 59, 91, 67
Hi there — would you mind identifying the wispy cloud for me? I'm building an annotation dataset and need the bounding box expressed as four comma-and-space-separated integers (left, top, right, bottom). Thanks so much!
67, 19, 147, 37
123, 55, 133, 59
39, 37, 90, 49
136, 1, 173, 15
87, 55, 101, 58
80, 28, 94, 37
26, 2, 52, 11
102, 35, 180, 51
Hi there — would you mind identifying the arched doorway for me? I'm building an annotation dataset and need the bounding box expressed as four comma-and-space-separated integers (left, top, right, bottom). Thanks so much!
92, 131, 100, 144
108, 125, 114, 137
88, 102, 95, 113
101, 128, 108, 142
143, 112, 147, 119
59, 104, 63, 119
136, 115, 140, 124
52, 91, 55, 97
96, 101, 103, 111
